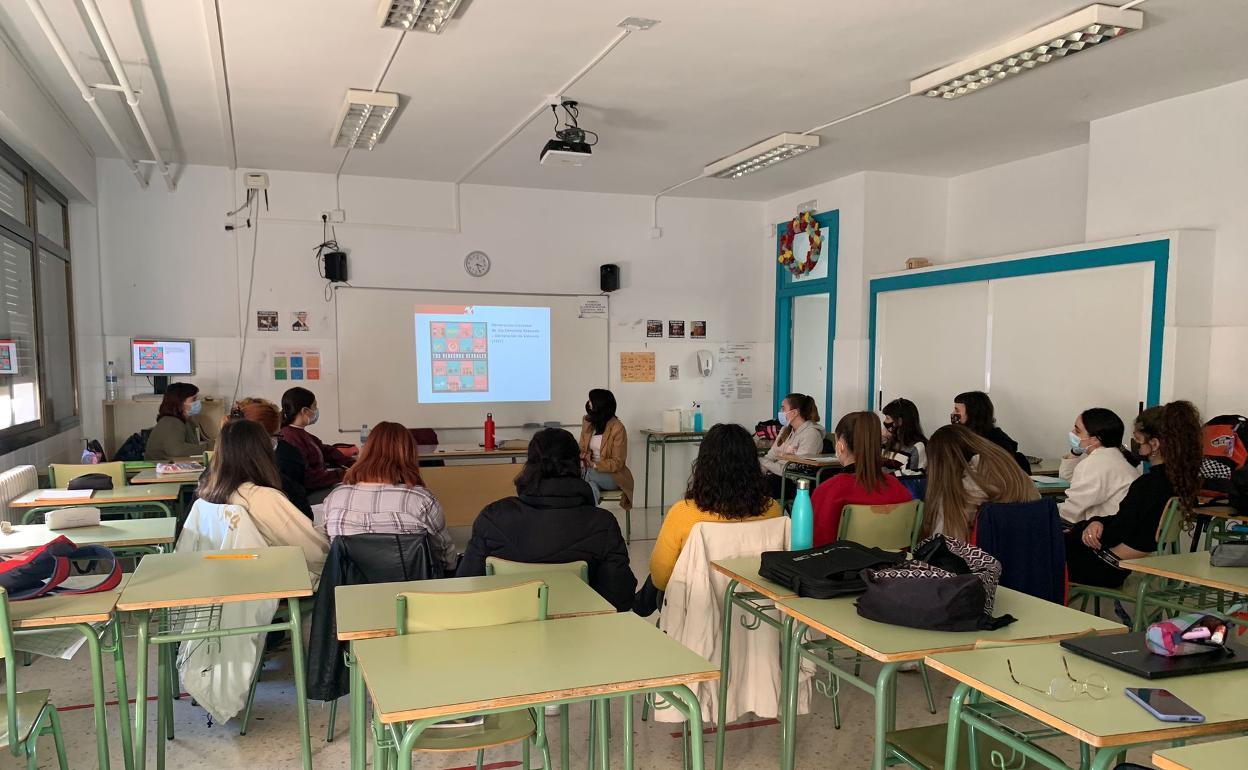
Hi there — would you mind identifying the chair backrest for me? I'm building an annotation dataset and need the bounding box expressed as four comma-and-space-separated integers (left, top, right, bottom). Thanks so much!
409, 428, 439, 447
485, 556, 589, 583
49, 461, 126, 489
203, 450, 214, 467
395, 580, 548, 634
1155, 497, 1186, 554
839, 500, 923, 551
0, 465, 37, 525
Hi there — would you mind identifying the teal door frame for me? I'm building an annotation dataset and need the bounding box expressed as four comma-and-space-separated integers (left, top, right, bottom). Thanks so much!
866, 238, 1170, 410
773, 210, 839, 416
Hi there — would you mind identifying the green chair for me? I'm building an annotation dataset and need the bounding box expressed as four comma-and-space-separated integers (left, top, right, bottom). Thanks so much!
48, 461, 127, 489
1069, 497, 1185, 625
0, 589, 69, 770
485, 556, 590, 583
838, 500, 924, 552
378, 580, 553, 770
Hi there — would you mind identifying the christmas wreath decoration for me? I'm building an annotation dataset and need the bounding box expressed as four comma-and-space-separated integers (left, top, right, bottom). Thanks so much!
777, 211, 822, 277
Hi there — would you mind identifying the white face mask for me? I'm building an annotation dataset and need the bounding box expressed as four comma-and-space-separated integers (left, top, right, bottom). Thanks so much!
306, 407, 319, 426
777, 408, 793, 427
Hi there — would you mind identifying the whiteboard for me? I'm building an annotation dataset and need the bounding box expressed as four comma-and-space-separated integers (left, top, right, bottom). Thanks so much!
335, 287, 608, 429
875, 281, 989, 439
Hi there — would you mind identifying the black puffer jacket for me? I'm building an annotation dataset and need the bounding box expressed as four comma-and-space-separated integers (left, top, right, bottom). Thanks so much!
456, 477, 636, 611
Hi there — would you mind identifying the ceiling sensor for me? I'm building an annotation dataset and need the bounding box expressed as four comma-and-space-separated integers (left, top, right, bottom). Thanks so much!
541, 100, 598, 167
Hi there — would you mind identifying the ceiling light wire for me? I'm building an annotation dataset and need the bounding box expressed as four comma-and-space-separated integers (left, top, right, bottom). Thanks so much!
1118, 0, 1148, 10
336, 29, 408, 209
802, 92, 911, 136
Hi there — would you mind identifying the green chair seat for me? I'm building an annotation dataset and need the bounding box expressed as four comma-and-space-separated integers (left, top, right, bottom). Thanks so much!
0, 689, 51, 749
887, 722, 1052, 770
410, 709, 536, 752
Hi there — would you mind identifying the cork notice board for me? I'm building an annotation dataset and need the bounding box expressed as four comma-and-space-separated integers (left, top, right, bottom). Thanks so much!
620, 352, 656, 383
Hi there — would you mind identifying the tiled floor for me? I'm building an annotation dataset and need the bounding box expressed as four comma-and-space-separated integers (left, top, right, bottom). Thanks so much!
14, 506, 1161, 769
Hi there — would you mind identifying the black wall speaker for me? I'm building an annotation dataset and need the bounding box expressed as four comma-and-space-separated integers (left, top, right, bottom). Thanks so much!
324, 251, 348, 282
600, 263, 619, 292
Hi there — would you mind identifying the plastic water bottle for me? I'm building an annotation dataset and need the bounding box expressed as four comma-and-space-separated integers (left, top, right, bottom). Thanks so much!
105, 361, 119, 402
360, 424, 370, 445
692, 402, 703, 433
790, 479, 814, 550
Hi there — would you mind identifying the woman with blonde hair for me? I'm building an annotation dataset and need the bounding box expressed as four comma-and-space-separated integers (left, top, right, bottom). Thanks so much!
923, 424, 1039, 542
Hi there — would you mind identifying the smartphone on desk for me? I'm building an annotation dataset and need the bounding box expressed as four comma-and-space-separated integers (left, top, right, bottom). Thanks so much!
1124, 688, 1205, 723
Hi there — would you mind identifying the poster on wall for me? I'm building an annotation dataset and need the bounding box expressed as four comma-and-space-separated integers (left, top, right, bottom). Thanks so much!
668, 320, 685, 338
257, 310, 278, 331
291, 311, 310, 332
716, 343, 756, 401
577, 297, 608, 319
691, 321, 707, 339
669, 365, 679, 380
273, 349, 321, 381
646, 320, 663, 338
0, 340, 17, 374
620, 352, 656, 382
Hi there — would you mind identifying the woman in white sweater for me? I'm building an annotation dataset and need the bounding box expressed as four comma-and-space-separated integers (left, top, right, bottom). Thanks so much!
760, 393, 826, 499
1058, 407, 1141, 526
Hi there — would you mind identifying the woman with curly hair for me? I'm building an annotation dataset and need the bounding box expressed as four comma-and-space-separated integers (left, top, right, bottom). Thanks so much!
649, 423, 782, 591
1065, 401, 1203, 588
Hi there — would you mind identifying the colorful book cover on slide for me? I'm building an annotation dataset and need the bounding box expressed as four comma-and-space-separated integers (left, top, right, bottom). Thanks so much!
429, 320, 489, 393
413, 305, 551, 404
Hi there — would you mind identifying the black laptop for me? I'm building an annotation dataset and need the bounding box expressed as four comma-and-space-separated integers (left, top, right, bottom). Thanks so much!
1061, 632, 1248, 679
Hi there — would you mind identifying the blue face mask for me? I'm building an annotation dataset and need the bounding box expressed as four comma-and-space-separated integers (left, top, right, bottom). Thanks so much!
1068, 431, 1085, 455
777, 408, 792, 427
187, 400, 202, 417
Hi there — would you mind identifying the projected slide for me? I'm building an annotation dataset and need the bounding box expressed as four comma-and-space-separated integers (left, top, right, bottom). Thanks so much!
414, 305, 551, 403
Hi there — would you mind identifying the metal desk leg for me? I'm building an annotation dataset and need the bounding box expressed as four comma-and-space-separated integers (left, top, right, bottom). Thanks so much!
596, 697, 610, 770
63, 623, 112, 770
132, 610, 151, 770
942, 683, 972, 768
872, 663, 900, 770
660, 439, 667, 513
287, 597, 314, 770
714, 580, 739, 770
780, 618, 803, 770
560, 704, 571, 770
644, 435, 653, 509
108, 617, 136, 770
349, 642, 365, 770
623, 694, 634, 770
667, 686, 706, 770
156, 639, 170, 770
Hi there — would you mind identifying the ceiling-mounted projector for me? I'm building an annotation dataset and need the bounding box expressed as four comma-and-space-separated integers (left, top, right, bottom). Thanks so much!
541, 99, 596, 166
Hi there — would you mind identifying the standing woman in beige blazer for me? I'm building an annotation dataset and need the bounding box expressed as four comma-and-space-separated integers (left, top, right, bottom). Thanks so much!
578, 389, 635, 512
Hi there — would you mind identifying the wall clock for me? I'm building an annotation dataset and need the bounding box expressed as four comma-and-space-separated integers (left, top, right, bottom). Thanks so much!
464, 250, 491, 277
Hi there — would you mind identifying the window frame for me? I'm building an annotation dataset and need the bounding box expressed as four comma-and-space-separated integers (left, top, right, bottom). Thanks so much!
0, 139, 79, 454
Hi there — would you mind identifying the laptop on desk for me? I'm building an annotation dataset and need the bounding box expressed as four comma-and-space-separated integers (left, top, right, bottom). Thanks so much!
1061, 632, 1248, 679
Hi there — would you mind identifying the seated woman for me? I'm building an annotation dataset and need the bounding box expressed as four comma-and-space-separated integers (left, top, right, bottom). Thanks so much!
811, 412, 912, 546
760, 393, 826, 499
1058, 407, 1140, 526
279, 386, 353, 501
881, 397, 928, 475
322, 422, 456, 570
456, 428, 635, 611
1065, 401, 1202, 588
952, 390, 1030, 473
226, 397, 312, 520
578, 388, 635, 512
650, 423, 782, 592
197, 419, 329, 581
144, 382, 213, 460
922, 424, 1040, 542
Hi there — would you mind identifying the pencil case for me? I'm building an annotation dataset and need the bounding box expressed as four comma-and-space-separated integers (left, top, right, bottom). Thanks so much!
1145, 612, 1229, 657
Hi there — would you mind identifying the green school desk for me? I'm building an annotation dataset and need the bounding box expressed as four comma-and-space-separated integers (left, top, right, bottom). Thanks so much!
1153, 735, 1248, 770
776, 587, 1124, 770
0, 518, 175, 555
12, 483, 181, 524
1121, 550, 1248, 631
116, 546, 314, 770
352, 612, 718, 770
128, 468, 202, 485
640, 429, 707, 511
778, 454, 841, 503
336, 571, 616, 770
927, 643, 1248, 770
11, 586, 133, 770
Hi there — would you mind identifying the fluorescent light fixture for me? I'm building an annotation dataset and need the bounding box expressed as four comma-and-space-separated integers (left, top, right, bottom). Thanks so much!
377, 0, 463, 33
704, 133, 820, 179
911, 4, 1143, 100
332, 89, 400, 150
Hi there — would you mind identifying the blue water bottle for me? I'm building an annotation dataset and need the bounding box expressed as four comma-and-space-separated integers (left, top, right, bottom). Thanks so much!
790, 479, 814, 550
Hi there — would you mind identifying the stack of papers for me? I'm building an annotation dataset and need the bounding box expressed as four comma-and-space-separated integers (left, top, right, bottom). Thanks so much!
34, 489, 94, 502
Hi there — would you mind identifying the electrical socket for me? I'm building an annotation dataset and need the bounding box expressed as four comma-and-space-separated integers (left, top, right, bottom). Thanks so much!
322, 209, 346, 223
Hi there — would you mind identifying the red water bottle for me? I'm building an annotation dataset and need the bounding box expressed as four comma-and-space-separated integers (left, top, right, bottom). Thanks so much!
484, 412, 496, 450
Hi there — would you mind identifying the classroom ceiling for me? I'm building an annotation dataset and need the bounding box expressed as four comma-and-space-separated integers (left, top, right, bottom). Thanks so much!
3, 0, 1248, 201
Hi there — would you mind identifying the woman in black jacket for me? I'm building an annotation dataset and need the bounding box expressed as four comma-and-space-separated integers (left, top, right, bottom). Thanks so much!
457, 427, 636, 611
953, 390, 1031, 474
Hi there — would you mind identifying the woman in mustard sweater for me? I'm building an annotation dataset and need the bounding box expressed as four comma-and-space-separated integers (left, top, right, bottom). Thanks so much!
649, 423, 782, 591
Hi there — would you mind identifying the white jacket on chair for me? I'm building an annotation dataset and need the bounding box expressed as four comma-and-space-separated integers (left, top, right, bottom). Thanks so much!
175, 499, 278, 725
656, 517, 812, 724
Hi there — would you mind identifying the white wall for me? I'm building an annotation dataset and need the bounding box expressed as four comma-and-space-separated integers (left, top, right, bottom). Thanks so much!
94, 159, 769, 502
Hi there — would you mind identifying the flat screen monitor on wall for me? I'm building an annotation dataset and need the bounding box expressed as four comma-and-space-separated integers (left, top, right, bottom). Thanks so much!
131, 337, 194, 394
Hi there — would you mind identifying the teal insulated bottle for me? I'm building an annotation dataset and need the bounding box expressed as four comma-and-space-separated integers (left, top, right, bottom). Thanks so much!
790, 478, 814, 550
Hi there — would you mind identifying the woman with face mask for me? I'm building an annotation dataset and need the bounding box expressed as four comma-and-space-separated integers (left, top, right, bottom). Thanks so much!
759, 393, 826, 498
279, 386, 354, 499
1065, 401, 1203, 588
578, 388, 635, 512
1057, 408, 1140, 526
144, 382, 213, 460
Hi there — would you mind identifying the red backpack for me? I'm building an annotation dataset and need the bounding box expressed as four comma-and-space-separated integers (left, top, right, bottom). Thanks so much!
1200, 415, 1248, 497
0, 536, 122, 600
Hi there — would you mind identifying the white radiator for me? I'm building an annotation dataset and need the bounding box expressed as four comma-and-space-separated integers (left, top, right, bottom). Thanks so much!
0, 465, 37, 524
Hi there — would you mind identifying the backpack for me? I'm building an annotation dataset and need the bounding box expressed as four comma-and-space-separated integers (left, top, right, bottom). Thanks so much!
759, 540, 906, 599
0, 536, 123, 600
855, 535, 1017, 632
114, 430, 149, 462
1199, 415, 1248, 497
754, 419, 781, 443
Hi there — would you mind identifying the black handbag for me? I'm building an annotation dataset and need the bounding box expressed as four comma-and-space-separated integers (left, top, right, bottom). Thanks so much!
67, 473, 114, 491
759, 540, 905, 599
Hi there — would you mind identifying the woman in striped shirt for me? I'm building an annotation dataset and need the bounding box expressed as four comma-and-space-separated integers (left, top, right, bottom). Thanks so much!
322, 421, 457, 569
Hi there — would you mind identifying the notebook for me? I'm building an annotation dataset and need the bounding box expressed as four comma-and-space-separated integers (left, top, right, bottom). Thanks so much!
1061, 632, 1248, 679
